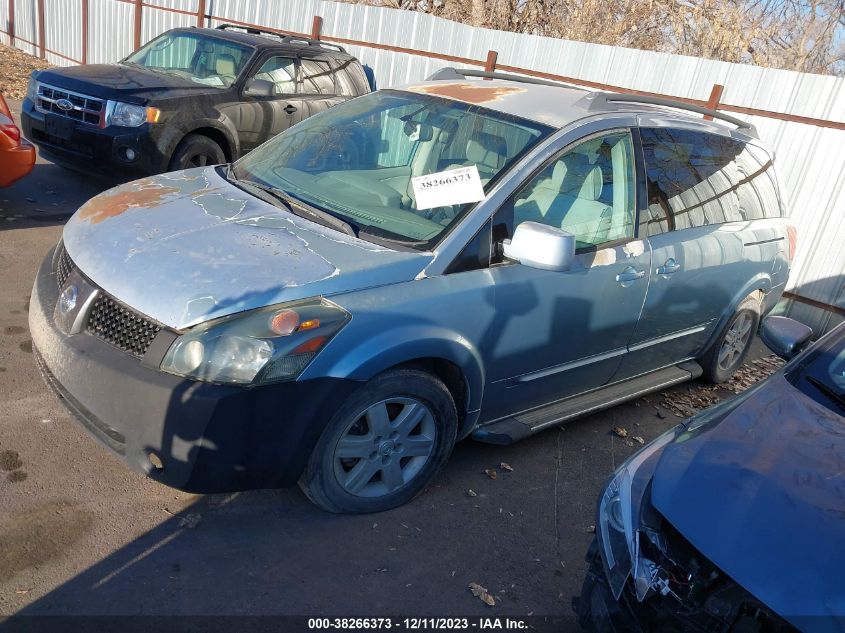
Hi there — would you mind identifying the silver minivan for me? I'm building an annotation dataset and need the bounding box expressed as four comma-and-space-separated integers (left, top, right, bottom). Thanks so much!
30, 69, 794, 513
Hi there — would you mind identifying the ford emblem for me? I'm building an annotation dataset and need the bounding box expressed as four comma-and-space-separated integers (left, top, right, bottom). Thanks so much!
56, 98, 74, 112
58, 284, 78, 314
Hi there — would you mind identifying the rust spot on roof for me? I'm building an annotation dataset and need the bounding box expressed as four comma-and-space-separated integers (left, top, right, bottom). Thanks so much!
407, 82, 526, 105
79, 179, 181, 225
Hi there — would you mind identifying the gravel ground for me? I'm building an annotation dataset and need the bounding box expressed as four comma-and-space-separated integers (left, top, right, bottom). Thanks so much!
0, 44, 52, 100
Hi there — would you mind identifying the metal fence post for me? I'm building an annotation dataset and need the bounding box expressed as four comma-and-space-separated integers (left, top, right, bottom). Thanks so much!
196, 0, 206, 28
311, 15, 322, 40
704, 84, 724, 120
37, 0, 45, 58
7, 0, 14, 47
81, 0, 88, 63
484, 50, 498, 78
133, 0, 142, 51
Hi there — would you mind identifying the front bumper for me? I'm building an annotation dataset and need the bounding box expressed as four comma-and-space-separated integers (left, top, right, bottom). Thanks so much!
21, 98, 169, 178
29, 246, 361, 492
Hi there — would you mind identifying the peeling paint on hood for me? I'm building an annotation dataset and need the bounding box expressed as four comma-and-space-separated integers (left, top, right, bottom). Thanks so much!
63, 167, 431, 329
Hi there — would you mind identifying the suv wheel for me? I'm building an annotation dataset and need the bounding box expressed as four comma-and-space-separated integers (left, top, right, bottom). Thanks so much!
299, 368, 457, 513
701, 295, 761, 383
169, 134, 225, 171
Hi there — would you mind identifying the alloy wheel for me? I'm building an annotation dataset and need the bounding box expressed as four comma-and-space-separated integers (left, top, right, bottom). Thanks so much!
718, 312, 753, 371
332, 397, 437, 498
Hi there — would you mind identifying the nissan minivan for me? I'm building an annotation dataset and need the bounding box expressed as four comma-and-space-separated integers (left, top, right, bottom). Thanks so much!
30, 69, 794, 513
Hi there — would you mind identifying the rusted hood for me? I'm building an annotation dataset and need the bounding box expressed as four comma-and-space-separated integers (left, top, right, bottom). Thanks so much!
62, 167, 430, 329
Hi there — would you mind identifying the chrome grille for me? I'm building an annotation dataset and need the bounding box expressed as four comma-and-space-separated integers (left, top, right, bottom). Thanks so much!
86, 294, 161, 358
36, 83, 104, 126
55, 244, 74, 288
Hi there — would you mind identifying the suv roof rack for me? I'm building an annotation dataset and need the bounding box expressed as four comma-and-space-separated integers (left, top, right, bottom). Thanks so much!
427, 66, 757, 138
213, 23, 345, 53
427, 67, 588, 91
595, 93, 757, 137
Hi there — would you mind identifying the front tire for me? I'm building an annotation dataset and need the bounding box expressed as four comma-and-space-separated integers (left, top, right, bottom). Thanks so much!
299, 368, 458, 513
168, 134, 225, 171
701, 295, 761, 383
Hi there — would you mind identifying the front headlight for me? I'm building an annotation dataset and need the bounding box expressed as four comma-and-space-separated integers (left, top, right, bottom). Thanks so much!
26, 77, 39, 102
597, 424, 682, 600
160, 298, 349, 385
107, 101, 160, 127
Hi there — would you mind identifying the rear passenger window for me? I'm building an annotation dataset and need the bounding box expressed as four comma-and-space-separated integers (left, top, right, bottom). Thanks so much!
332, 59, 367, 97
640, 128, 781, 236
300, 59, 335, 95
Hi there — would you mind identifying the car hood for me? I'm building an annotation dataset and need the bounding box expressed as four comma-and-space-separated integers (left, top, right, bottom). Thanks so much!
652, 374, 845, 629
35, 65, 220, 103
62, 167, 431, 329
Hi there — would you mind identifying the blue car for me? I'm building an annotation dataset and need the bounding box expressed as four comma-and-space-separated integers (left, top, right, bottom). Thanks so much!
575, 316, 845, 632
30, 69, 793, 513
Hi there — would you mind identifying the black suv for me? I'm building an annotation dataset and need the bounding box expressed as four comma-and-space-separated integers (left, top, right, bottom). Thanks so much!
20, 25, 371, 178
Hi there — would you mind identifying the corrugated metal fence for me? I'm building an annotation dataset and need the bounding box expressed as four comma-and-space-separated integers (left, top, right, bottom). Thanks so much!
1, 0, 843, 332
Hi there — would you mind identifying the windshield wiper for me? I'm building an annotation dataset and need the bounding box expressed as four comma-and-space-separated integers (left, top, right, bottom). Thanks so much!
235, 179, 357, 237
805, 375, 845, 410
359, 224, 428, 248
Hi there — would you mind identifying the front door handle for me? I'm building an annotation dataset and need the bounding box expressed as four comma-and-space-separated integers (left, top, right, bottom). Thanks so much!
283, 104, 298, 114
615, 266, 645, 286
656, 258, 681, 275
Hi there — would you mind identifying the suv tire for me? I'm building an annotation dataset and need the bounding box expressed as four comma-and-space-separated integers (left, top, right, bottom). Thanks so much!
299, 368, 457, 513
701, 295, 761, 384
169, 134, 225, 171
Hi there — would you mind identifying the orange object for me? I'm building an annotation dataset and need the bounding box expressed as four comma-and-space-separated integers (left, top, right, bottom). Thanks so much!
0, 94, 36, 187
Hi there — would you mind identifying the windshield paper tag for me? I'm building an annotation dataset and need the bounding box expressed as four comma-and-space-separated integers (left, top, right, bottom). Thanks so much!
411, 165, 485, 210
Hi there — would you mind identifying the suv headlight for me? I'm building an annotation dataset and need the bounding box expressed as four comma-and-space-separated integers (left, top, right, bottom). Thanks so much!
597, 424, 682, 600
26, 77, 39, 102
107, 101, 160, 127
160, 298, 349, 385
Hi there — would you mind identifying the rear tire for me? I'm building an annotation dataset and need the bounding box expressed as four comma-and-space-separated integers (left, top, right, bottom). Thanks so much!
701, 295, 761, 384
299, 368, 457, 514
168, 134, 225, 171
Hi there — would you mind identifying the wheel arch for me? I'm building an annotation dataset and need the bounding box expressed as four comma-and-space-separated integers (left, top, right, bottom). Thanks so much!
302, 327, 485, 440
699, 274, 771, 356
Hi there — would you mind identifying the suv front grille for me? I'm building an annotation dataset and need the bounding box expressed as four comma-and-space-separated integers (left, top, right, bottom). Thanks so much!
36, 83, 104, 126
86, 294, 161, 358
55, 244, 74, 288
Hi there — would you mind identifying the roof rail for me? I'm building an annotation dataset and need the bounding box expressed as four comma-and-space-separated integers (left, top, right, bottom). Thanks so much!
596, 93, 758, 137
213, 23, 345, 53
427, 67, 589, 91
428, 67, 757, 138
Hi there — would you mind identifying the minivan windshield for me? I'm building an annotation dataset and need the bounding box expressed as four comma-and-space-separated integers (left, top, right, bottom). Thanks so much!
123, 32, 253, 89
231, 90, 553, 248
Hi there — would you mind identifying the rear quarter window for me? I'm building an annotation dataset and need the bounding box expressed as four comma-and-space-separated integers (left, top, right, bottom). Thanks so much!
640, 127, 782, 236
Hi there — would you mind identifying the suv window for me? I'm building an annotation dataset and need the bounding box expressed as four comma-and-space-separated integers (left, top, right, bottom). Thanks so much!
333, 59, 368, 97
493, 130, 636, 257
252, 56, 297, 95
300, 59, 335, 95
641, 128, 782, 236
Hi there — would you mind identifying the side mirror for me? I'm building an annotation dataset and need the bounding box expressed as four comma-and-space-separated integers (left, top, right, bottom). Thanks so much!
244, 78, 275, 98
502, 221, 575, 272
760, 316, 813, 360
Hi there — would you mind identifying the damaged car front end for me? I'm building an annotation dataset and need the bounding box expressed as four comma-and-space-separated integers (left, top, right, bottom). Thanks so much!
577, 402, 796, 632
574, 315, 845, 633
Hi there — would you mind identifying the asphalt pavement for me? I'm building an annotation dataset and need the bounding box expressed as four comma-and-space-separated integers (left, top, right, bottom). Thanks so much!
0, 99, 762, 631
